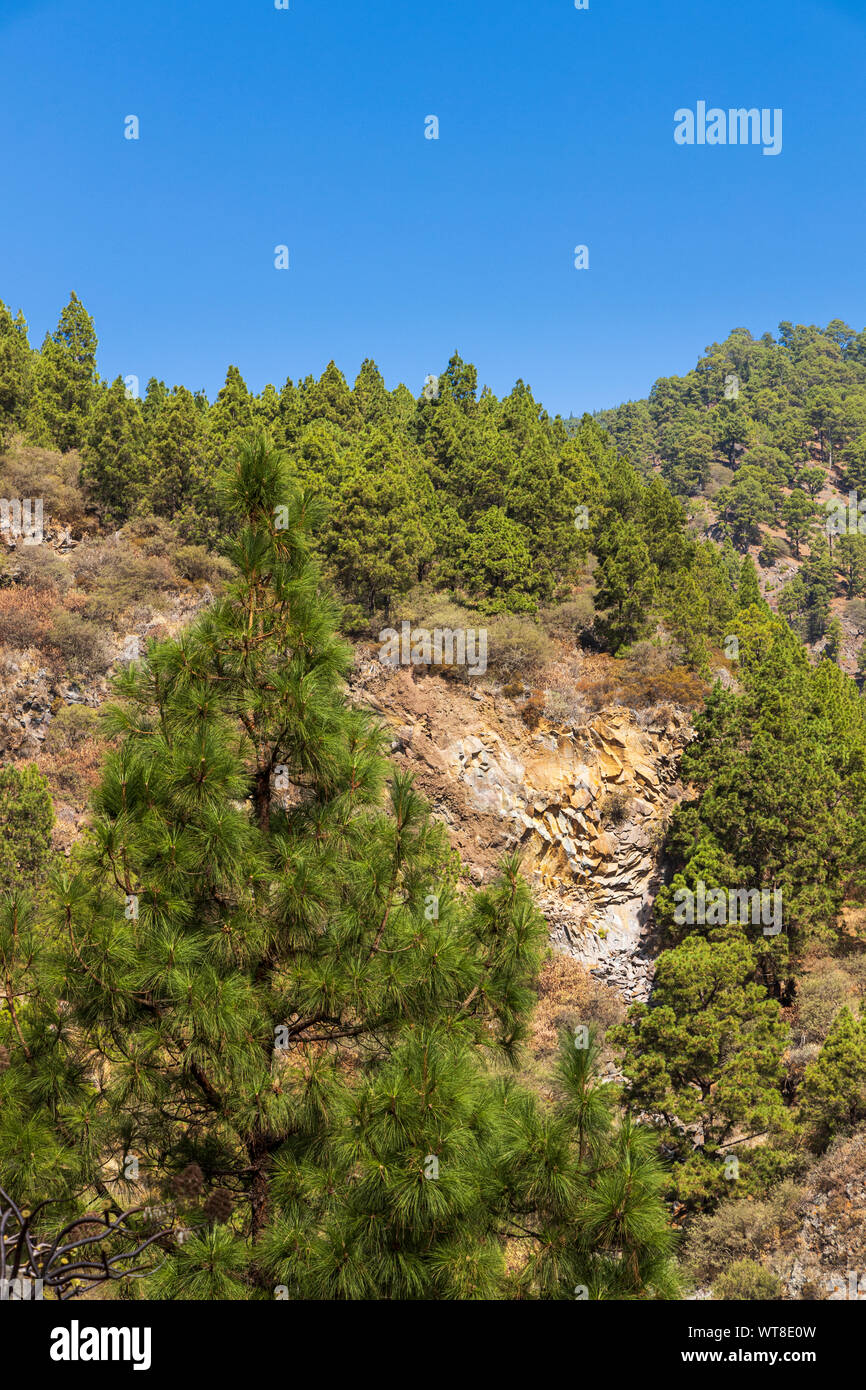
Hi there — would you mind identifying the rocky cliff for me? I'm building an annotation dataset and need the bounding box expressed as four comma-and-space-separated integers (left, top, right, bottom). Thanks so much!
351, 654, 694, 1002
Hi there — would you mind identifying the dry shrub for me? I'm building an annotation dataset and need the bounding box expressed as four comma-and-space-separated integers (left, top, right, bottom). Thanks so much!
47, 611, 112, 676
837, 951, 866, 996
0, 587, 51, 650
573, 660, 707, 712
809, 1130, 866, 1198
520, 689, 546, 730
172, 544, 233, 586
126, 518, 234, 588
484, 612, 555, 681
684, 1182, 802, 1285
539, 594, 596, 643
623, 638, 683, 675
375, 590, 554, 685
713, 1260, 782, 1301
4, 547, 71, 597
44, 703, 101, 752
124, 515, 177, 555
542, 686, 582, 726
541, 654, 588, 726
68, 540, 111, 588
794, 966, 856, 1044
623, 667, 708, 708
72, 543, 176, 623
39, 737, 104, 804
531, 952, 625, 1059
599, 788, 632, 826
0, 444, 90, 530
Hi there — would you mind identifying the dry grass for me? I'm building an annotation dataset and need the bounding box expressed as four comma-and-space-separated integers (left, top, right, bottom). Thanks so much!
529, 952, 625, 1061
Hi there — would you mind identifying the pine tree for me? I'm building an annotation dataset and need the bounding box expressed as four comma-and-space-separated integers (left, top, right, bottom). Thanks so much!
825, 614, 844, 664
737, 554, 762, 609
0, 302, 33, 441
322, 429, 434, 617
802, 535, 834, 643
302, 361, 356, 431
610, 935, 788, 1202
665, 570, 710, 672
147, 386, 219, 544
352, 358, 390, 427
593, 517, 657, 652
782, 488, 814, 559
206, 365, 254, 464
81, 377, 147, 522
141, 377, 168, 427
0, 764, 54, 892
801, 1007, 866, 1146
35, 292, 98, 452
1, 434, 682, 1300
496, 1029, 680, 1299
6, 434, 544, 1294
459, 506, 539, 613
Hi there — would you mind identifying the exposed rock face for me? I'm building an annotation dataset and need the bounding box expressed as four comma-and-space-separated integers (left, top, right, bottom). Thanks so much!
447, 710, 691, 1002
351, 657, 694, 1002
783, 1134, 866, 1300
0, 511, 213, 761
0, 662, 104, 757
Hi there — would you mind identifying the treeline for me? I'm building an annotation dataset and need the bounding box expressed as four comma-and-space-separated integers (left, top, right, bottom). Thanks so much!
595, 319, 866, 504
1, 293, 757, 663
595, 322, 866, 654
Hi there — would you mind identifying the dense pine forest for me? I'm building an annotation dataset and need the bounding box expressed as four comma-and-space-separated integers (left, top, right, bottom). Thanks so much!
4, 294, 866, 1301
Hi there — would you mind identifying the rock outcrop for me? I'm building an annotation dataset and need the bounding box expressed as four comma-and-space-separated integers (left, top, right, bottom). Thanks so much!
351, 657, 694, 1002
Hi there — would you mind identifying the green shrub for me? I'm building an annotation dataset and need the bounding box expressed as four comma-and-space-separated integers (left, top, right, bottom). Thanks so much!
172, 544, 233, 586
713, 1259, 782, 1301
44, 702, 101, 751
0, 763, 54, 890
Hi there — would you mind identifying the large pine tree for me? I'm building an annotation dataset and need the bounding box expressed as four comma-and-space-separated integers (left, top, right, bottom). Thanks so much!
1, 435, 680, 1300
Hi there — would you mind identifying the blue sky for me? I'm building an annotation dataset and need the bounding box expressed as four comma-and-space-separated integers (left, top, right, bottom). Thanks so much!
1, 0, 864, 417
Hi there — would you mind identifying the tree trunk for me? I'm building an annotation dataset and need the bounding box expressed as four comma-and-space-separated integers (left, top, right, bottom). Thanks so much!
248, 1133, 272, 1241
254, 764, 271, 833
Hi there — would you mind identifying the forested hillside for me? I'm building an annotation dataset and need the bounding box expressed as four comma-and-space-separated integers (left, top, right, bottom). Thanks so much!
1, 293, 749, 667
4, 296, 866, 1302
595, 322, 866, 669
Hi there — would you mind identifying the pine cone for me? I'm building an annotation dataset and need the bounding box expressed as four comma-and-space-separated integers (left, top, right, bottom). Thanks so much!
0, 1044, 9, 1073
203, 1188, 234, 1224
169, 1162, 204, 1199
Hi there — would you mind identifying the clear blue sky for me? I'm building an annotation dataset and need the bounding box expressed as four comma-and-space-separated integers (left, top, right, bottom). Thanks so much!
1, 0, 864, 417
